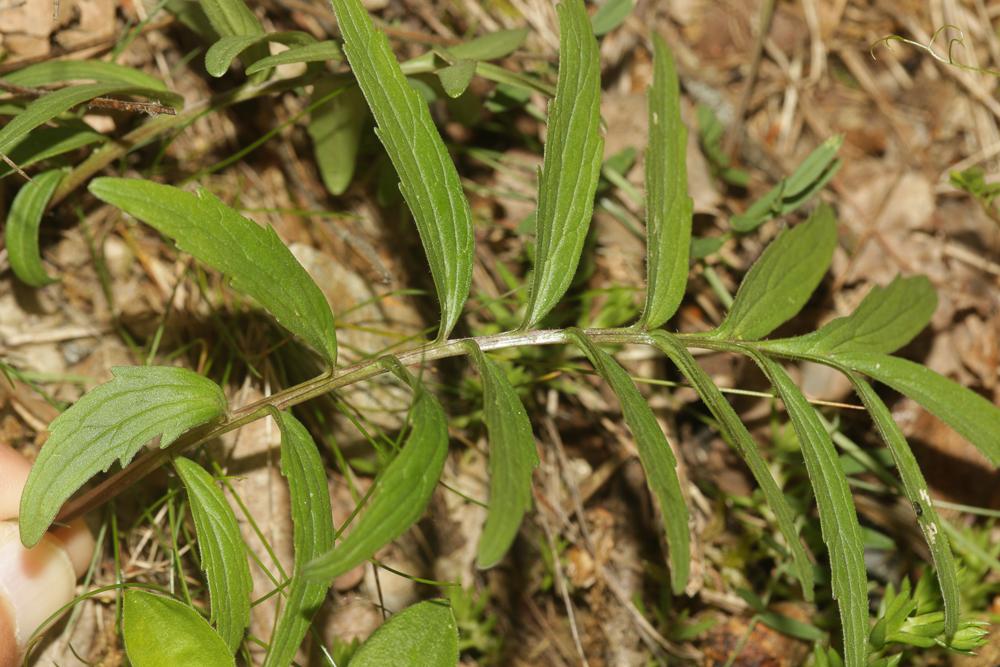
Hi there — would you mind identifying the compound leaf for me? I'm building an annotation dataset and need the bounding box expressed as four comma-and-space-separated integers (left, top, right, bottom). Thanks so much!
649, 332, 815, 600
465, 342, 539, 569
6, 168, 64, 286
523, 0, 604, 327
303, 368, 448, 580
263, 412, 335, 667
752, 354, 867, 667
835, 352, 1000, 467
174, 458, 251, 653
330, 0, 474, 339
640, 34, 692, 329
567, 330, 690, 593
3, 60, 168, 90
713, 203, 838, 341
245, 41, 344, 75
847, 375, 960, 637
349, 600, 458, 667
123, 590, 234, 667
763, 275, 937, 356
731, 136, 842, 232
308, 82, 368, 196
205, 32, 315, 77
19, 366, 226, 547
89, 178, 338, 365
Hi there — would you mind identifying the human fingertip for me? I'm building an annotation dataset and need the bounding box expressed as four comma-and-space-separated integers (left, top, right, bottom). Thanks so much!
0, 522, 76, 658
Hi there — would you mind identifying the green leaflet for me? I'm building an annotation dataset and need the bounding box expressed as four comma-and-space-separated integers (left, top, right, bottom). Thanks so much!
713, 204, 838, 341
761, 275, 937, 356
303, 366, 448, 580
447, 28, 529, 61
349, 600, 459, 667
19, 366, 225, 547
591, 0, 635, 36
263, 412, 335, 667
173, 458, 252, 653
648, 332, 814, 600
567, 330, 690, 593
245, 41, 344, 75
751, 354, 867, 667
847, 375, 960, 638
437, 60, 477, 98
123, 591, 234, 667
205, 32, 316, 77
308, 83, 367, 197
0, 125, 105, 179
88, 178, 338, 365
464, 342, 539, 569
6, 168, 65, 287
199, 0, 267, 73
835, 352, 1000, 467
330, 0, 474, 340
639, 35, 692, 329
731, 136, 842, 233
523, 0, 604, 328
2, 60, 168, 89
0, 83, 180, 156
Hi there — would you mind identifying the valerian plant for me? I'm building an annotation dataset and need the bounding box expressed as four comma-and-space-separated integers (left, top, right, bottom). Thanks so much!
3, 0, 998, 664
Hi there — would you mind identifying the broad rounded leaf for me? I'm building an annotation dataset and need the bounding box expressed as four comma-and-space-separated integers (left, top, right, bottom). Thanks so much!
437, 60, 477, 98
762, 275, 937, 356
465, 343, 539, 569
591, 0, 635, 36
263, 412, 335, 667
304, 379, 448, 580
523, 0, 605, 327
5, 168, 64, 286
639, 35, 692, 329
174, 457, 252, 653
88, 178, 338, 365
568, 330, 690, 593
199, 0, 268, 73
123, 590, 234, 667
330, 0, 474, 339
447, 28, 528, 61
350, 600, 458, 667
713, 203, 838, 341
308, 83, 368, 197
19, 366, 226, 547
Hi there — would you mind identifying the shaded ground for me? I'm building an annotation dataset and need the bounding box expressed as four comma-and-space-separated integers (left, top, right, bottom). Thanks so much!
1, 0, 998, 665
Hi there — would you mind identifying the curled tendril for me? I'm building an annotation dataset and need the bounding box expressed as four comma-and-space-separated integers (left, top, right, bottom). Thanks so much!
870, 24, 1000, 78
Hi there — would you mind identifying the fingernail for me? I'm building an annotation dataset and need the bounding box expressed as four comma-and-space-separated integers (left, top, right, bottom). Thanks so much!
0, 521, 76, 651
